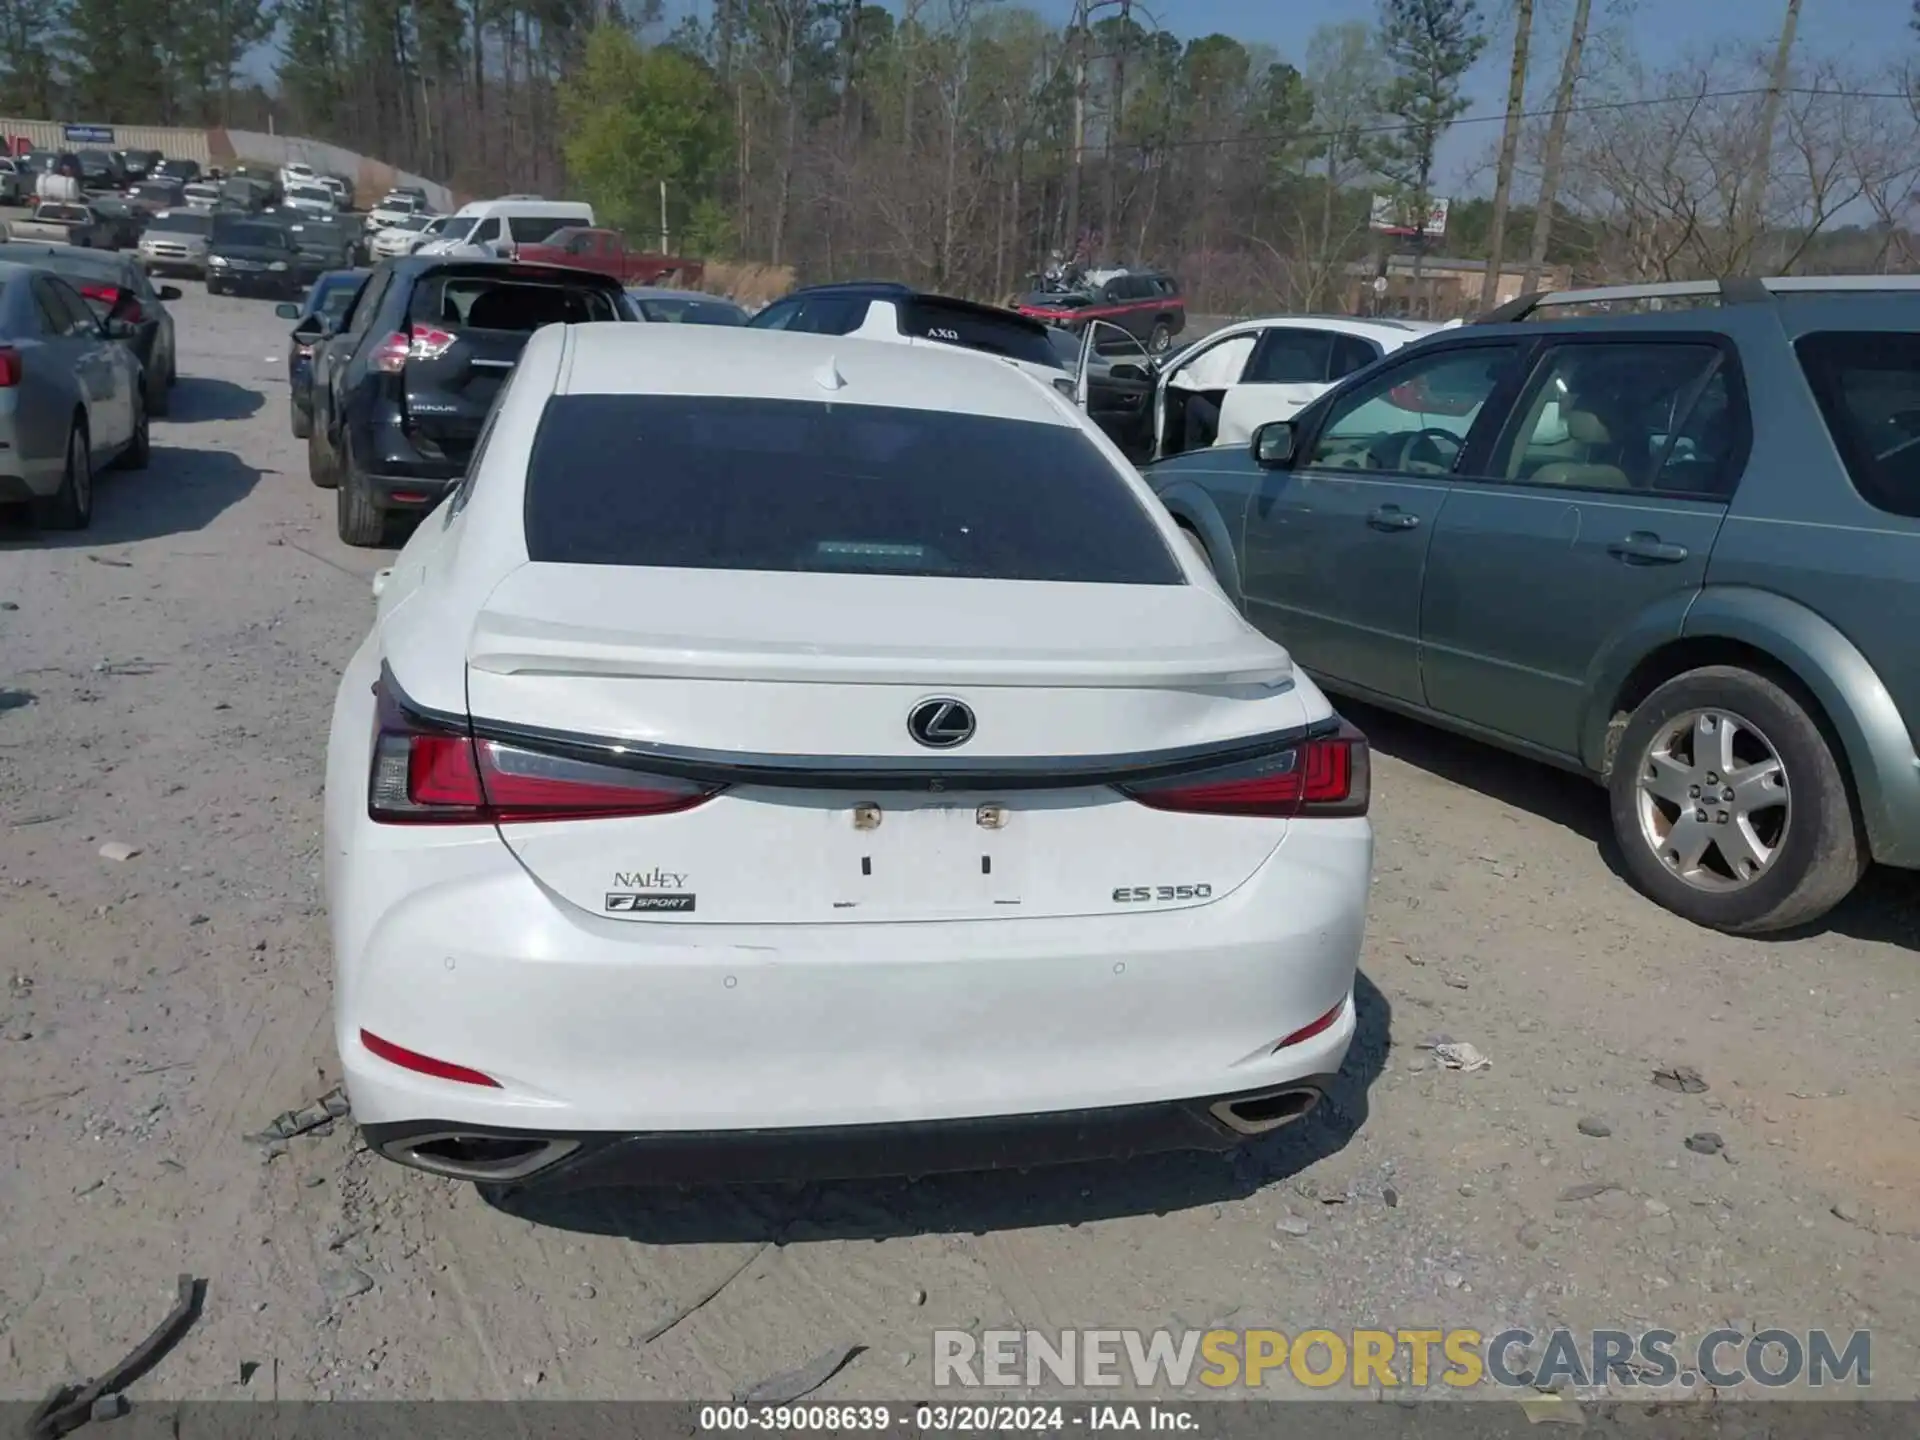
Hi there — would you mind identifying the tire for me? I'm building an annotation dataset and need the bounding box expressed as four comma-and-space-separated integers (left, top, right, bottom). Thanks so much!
33, 420, 92, 530
336, 452, 387, 547
291, 400, 311, 440
1148, 320, 1174, 354
1608, 665, 1865, 934
307, 421, 338, 489
146, 360, 169, 418
121, 392, 150, 470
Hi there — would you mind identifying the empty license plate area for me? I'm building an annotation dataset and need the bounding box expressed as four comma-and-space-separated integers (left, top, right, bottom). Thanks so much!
825, 797, 1027, 918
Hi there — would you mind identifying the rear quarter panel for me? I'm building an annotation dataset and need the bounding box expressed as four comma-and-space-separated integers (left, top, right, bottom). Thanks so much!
1693, 304, 1920, 866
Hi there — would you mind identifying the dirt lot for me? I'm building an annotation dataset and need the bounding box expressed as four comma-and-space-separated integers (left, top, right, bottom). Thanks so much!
1, 285, 1917, 1405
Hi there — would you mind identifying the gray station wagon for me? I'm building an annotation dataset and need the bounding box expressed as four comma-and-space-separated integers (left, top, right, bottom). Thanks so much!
1148, 275, 1920, 934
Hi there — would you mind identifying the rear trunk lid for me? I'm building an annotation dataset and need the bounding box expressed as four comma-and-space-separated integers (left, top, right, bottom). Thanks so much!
463, 566, 1312, 925
397, 266, 626, 464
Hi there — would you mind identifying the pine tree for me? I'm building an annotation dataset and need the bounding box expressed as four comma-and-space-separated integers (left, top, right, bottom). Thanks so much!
1368, 0, 1486, 267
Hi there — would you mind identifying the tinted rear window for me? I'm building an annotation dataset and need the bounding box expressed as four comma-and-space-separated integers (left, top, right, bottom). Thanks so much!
407, 276, 622, 330
213, 223, 285, 247
634, 296, 746, 325
523, 394, 1182, 583
902, 299, 1060, 369
1797, 331, 1920, 519
147, 212, 208, 234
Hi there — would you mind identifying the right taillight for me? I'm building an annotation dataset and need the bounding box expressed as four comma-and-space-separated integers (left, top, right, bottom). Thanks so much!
1120, 720, 1370, 819
0, 347, 21, 387
369, 327, 457, 374
367, 672, 724, 824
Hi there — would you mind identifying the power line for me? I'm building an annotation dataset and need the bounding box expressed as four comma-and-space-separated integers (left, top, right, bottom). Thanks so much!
1071, 83, 1916, 156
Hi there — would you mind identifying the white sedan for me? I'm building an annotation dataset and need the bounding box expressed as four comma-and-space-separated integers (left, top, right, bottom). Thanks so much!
324, 324, 1374, 1190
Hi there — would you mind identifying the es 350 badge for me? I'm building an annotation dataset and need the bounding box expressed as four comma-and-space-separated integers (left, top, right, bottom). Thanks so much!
605, 892, 696, 913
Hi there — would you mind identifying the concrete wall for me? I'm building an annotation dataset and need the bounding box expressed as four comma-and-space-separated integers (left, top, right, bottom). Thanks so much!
0, 116, 453, 212
215, 130, 453, 212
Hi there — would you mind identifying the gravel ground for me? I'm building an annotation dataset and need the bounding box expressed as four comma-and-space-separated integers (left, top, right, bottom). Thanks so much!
1, 285, 1917, 1406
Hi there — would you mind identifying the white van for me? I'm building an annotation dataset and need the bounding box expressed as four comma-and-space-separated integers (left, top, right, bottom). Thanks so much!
414, 197, 594, 258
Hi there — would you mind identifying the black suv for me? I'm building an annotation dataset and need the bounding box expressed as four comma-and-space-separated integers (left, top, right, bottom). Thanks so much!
746, 282, 1067, 381
1018, 267, 1186, 354
306, 257, 633, 546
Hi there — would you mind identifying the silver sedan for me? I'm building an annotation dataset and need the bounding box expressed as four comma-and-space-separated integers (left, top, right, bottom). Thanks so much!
0, 258, 147, 529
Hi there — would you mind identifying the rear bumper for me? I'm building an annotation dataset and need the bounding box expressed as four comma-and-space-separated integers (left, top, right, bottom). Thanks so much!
350, 409, 467, 508
361, 1072, 1343, 1191
364, 472, 457, 511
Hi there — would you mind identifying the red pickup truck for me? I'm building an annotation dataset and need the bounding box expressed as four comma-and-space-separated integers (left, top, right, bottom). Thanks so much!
514, 227, 705, 288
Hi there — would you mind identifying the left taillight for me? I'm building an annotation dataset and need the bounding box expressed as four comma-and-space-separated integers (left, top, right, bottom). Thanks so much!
1120, 720, 1370, 819
368, 672, 725, 825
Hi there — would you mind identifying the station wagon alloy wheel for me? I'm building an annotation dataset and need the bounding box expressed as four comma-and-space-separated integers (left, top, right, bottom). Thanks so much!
1634, 708, 1789, 891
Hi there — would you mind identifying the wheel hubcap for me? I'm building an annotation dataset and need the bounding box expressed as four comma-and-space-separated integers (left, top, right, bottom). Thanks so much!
1634, 708, 1790, 891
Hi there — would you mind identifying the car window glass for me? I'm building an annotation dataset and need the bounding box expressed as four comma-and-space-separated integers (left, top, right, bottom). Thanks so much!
44, 278, 94, 336
1243, 329, 1334, 385
524, 394, 1185, 585
31, 280, 66, 337
1795, 331, 1920, 519
790, 296, 865, 335
1169, 334, 1257, 391
471, 218, 501, 243
342, 270, 390, 337
748, 297, 802, 330
1496, 342, 1728, 494
1306, 344, 1519, 475
1331, 334, 1377, 379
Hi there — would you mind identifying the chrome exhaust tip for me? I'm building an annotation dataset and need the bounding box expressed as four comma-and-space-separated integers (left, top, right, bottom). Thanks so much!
1209, 1086, 1323, 1137
378, 1131, 579, 1183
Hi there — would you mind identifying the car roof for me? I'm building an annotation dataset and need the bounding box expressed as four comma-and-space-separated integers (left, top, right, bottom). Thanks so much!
559, 324, 1077, 426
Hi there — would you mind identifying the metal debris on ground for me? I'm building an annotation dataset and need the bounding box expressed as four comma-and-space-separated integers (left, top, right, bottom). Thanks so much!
244, 1085, 351, 1147
1652, 1065, 1708, 1094
1431, 1042, 1491, 1072
638, 1241, 771, 1345
734, 1343, 864, 1405
25, 1274, 204, 1440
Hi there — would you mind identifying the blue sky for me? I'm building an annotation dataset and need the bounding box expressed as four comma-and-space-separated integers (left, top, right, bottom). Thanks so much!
647, 0, 1913, 189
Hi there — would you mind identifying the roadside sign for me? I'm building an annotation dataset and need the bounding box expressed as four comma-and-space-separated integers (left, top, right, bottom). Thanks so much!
63, 124, 114, 145
1369, 193, 1448, 238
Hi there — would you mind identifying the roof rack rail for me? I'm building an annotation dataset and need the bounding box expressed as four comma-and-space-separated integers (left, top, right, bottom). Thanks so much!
1475, 274, 1920, 323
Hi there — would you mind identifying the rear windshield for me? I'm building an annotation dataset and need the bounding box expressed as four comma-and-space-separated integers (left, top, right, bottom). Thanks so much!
903, 298, 1060, 368
37, 205, 86, 220
407, 275, 623, 330
212, 222, 285, 248
147, 212, 209, 234
289, 185, 331, 202
634, 295, 746, 325
522, 394, 1183, 583
1797, 331, 1920, 519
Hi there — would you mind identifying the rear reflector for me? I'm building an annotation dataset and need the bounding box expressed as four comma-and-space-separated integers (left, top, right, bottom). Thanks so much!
1121, 720, 1369, 818
368, 670, 724, 824
360, 1029, 501, 1088
1274, 998, 1346, 1052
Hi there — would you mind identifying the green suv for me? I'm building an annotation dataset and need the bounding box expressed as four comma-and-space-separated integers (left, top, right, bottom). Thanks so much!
1148, 276, 1920, 934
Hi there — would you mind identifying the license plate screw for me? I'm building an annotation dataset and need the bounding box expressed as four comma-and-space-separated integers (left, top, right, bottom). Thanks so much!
976, 805, 1008, 830
852, 803, 882, 831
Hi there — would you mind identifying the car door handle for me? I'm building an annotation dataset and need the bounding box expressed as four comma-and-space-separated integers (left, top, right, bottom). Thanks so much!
1607, 533, 1689, 565
1367, 506, 1421, 532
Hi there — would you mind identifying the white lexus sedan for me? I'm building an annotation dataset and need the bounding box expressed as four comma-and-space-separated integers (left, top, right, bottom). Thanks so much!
323, 323, 1374, 1191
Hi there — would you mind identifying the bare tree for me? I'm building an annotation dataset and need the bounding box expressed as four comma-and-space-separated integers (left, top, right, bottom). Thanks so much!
1521, 0, 1592, 290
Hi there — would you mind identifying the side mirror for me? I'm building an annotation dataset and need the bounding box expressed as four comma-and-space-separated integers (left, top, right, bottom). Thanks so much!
1252, 421, 1297, 469
158, 285, 182, 301
275, 302, 302, 320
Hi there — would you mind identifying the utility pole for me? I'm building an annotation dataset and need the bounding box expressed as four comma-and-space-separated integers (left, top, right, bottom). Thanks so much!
1101, 0, 1130, 259
1739, 0, 1803, 272
1064, 0, 1089, 260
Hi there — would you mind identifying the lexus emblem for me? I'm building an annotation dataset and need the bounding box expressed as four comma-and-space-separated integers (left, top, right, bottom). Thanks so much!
907, 697, 975, 749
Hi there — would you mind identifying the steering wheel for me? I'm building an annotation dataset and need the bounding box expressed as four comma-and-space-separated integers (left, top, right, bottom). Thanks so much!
1392, 427, 1465, 474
